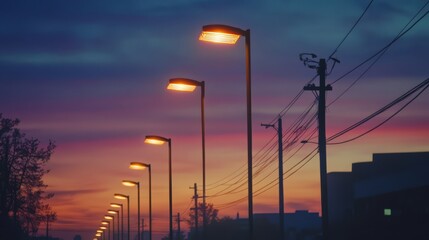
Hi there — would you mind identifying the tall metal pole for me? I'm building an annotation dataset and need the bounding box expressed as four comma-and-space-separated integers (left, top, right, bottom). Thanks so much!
148, 165, 152, 240
127, 197, 130, 240
168, 140, 173, 240
120, 205, 124, 240
112, 218, 115, 240
200, 81, 207, 237
304, 58, 331, 240
117, 212, 120, 240
137, 183, 141, 240
244, 29, 253, 240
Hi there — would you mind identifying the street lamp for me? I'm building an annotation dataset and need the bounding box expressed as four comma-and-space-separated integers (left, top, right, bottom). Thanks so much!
114, 193, 130, 240
104, 216, 115, 240
108, 210, 120, 240
144, 135, 173, 240
122, 180, 141, 240
167, 77, 207, 234
129, 162, 152, 240
110, 203, 124, 240
102, 221, 110, 240
199, 24, 253, 238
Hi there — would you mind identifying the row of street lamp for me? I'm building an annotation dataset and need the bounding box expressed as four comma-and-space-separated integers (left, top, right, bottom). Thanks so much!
94, 23, 254, 240
93, 161, 151, 240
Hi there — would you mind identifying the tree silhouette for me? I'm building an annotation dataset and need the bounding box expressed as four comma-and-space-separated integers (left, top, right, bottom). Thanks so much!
187, 202, 219, 228
0, 114, 56, 239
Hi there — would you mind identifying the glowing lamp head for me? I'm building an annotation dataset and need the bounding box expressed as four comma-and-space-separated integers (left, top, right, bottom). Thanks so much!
110, 203, 122, 208
199, 31, 240, 44
199, 24, 246, 44
100, 226, 107, 230
129, 162, 149, 170
101, 221, 109, 225
95, 233, 101, 237
113, 193, 128, 200
122, 180, 138, 187
104, 215, 113, 220
167, 78, 202, 92
97, 230, 103, 233
167, 83, 196, 92
108, 210, 118, 215
145, 135, 169, 145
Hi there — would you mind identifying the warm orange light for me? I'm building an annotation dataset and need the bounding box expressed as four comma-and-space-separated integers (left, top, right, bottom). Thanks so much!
144, 136, 168, 145
97, 230, 103, 233
100, 226, 107, 230
101, 221, 109, 225
104, 215, 113, 220
122, 180, 138, 187
108, 210, 118, 215
110, 203, 122, 208
114, 193, 128, 200
167, 83, 197, 92
129, 162, 148, 170
199, 31, 240, 44
95, 233, 101, 237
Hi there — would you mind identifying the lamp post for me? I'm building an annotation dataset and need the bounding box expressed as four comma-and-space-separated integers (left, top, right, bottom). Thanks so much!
167, 78, 207, 235
114, 194, 130, 240
129, 162, 152, 240
108, 210, 120, 240
110, 203, 124, 240
144, 135, 173, 240
102, 221, 110, 240
105, 216, 115, 240
100, 226, 107, 240
122, 180, 141, 240
199, 24, 253, 239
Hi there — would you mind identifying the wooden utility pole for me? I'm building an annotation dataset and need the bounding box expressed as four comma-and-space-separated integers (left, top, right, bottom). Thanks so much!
304, 58, 332, 240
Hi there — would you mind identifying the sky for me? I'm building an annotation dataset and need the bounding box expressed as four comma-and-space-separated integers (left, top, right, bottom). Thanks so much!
1, 0, 429, 239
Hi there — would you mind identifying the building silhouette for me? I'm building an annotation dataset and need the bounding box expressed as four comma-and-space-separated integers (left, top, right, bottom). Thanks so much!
328, 151, 429, 240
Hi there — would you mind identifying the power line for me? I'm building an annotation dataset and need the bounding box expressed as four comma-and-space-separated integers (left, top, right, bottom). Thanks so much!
330, 7, 429, 85
329, 0, 374, 59
328, 0, 429, 107
328, 77, 429, 144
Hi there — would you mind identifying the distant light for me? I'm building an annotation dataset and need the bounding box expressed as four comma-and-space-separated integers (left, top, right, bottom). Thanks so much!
104, 215, 113, 220
129, 162, 148, 170
110, 203, 122, 208
108, 210, 118, 215
101, 221, 109, 225
122, 180, 138, 187
384, 208, 392, 216
114, 193, 128, 200
96, 230, 103, 233
145, 135, 169, 145
100, 226, 107, 230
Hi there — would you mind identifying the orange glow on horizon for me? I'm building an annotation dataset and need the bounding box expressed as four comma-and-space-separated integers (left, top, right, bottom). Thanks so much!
199, 31, 240, 44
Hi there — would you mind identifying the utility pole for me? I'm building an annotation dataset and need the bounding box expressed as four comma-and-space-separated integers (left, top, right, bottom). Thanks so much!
303, 57, 332, 240
190, 183, 199, 239
177, 213, 181, 240
261, 116, 284, 240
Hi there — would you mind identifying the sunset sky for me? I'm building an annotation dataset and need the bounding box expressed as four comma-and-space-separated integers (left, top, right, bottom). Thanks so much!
1, 0, 429, 239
